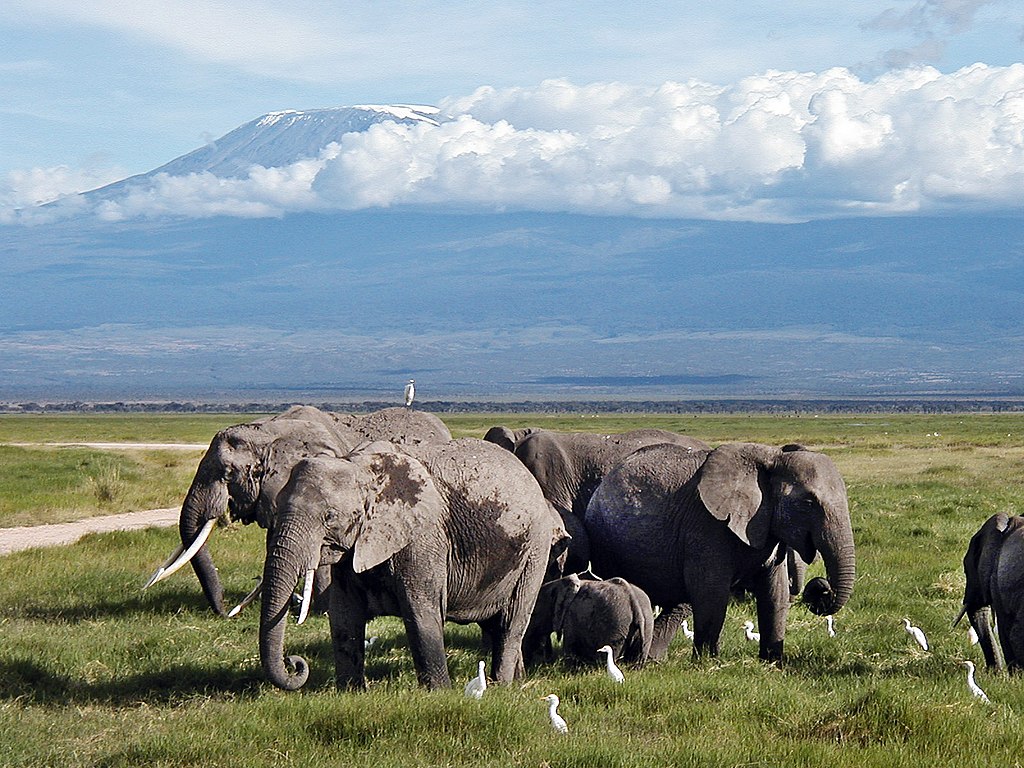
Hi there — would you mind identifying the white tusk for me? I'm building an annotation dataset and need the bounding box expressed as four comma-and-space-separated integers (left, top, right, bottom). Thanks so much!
227, 577, 263, 618
144, 519, 217, 588
143, 542, 185, 589
296, 568, 316, 625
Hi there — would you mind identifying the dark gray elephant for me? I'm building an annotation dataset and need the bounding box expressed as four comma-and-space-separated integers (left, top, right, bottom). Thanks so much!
955, 512, 1024, 671
522, 572, 653, 668
259, 438, 563, 691
584, 442, 855, 662
485, 428, 710, 572
144, 406, 451, 616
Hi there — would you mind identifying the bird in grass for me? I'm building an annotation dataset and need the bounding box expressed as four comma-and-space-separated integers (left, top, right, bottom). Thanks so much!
596, 645, 625, 683
681, 619, 695, 640
904, 618, 929, 651
826, 615, 836, 637
464, 660, 487, 699
962, 660, 990, 703
743, 620, 760, 642
541, 694, 569, 734
403, 379, 415, 407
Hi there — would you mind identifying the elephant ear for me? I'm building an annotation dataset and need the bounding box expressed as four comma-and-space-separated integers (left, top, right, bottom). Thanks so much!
697, 443, 778, 549
349, 450, 445, 573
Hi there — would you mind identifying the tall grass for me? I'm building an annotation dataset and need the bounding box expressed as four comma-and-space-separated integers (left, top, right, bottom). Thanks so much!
2, 413, 1024, 766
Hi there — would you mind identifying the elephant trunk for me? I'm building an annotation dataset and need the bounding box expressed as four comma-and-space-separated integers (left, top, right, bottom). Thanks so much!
802, 511, 856, 617
259, 523, 319, 691
178, 473, 230, 616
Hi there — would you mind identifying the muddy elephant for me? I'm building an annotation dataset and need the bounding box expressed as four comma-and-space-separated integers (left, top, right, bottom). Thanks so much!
955, 512, 1024, 671
485, 427, 709, 572
259, 438, 564, 690
144, 406, 451, 616
584, 442, 855, 661
522, 572, 654, 667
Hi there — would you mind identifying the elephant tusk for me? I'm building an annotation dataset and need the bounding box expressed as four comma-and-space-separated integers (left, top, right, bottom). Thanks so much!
144, 519, 217, 588
296, 568, 316, 625
952, 604, 968, 628
143, 542, 185, 589
227, 577, 264, 618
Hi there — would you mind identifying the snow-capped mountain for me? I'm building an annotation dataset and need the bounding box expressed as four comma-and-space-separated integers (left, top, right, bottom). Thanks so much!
89, 104, 442, 196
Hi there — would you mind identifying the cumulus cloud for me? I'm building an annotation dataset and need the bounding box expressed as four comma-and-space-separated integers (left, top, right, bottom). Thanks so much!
9, 64, 1024, 223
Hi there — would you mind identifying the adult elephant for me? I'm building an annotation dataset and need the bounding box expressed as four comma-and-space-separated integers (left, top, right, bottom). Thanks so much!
259, 438, 562, 690
955, 512, 1024, 671
522, 572, 654, 668
144, 406, 451, 616
485, 427, 710, 572
584, 442, 855, 661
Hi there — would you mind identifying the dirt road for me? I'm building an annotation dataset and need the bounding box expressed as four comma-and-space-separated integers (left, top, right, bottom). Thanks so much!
0, 508, 180, 556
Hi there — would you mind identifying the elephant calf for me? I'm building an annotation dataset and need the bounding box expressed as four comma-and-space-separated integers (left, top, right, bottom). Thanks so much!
523, 572, 654, 668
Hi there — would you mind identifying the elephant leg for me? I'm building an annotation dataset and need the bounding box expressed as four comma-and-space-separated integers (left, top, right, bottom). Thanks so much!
753, 559, 789, 662
328, 570, 369, 689
649, 603, 693, 660
402, 603, 451, 689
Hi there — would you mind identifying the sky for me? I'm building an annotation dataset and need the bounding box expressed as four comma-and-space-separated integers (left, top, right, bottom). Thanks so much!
3, 1, 1024, 221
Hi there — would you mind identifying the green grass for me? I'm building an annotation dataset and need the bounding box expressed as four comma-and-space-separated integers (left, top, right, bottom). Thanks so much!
3, 413, 1024, 766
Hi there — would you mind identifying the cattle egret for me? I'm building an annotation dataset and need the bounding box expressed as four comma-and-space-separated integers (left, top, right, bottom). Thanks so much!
404, 379, 415, 407
826, 615, 836, 637
681, 619, 695, 640
541, 694, 569, 734
596, 645, 625, 683
904, 618, 929, 651
962, 660, 990, 703
743, 620, 760, 642
464, 660, 486, 699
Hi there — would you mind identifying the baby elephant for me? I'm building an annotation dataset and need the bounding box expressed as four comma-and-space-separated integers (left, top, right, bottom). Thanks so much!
523, 573, 654, 667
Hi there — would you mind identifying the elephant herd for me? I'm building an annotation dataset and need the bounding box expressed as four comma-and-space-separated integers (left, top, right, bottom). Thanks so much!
145, 405, 860, 691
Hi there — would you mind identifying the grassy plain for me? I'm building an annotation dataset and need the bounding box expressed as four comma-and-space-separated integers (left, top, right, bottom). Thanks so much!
2, 411, 1024, 766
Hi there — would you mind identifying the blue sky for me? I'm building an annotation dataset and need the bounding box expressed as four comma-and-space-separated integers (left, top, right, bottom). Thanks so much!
3, 1, 1024, 220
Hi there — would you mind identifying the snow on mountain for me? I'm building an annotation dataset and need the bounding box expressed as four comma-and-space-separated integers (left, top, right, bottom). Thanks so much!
89, 104, 442, 197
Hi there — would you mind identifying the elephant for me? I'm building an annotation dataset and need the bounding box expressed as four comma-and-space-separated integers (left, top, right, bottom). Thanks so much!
955, 512, 1024, 672
259, 438, 565, 691
522, 572, 654, 668
484, 427, 710, 572
583, 442, 856, 662
144, 406, 452, 616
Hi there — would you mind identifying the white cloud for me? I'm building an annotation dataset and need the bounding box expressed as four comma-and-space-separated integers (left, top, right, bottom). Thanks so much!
8, 64, 1024, 223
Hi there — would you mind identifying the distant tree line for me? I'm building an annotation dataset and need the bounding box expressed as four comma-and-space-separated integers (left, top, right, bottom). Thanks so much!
3, 399, 1024, 415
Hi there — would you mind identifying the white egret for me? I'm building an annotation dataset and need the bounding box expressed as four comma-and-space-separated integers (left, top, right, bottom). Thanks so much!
962, 660, 991, 703
541, 694, 569, 734
743, 620, 760, 642
826, 615, 836, 637
903, 618, 929, 651
596, 645, 625, 683
404, 379, 415, 407
464, 660, 487, 699
681, 619, 695, 640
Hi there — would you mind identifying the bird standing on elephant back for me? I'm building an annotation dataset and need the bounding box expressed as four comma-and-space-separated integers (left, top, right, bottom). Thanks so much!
584, 442, 856, 662
955, 512, 1024, 672
144, 406, 452, 616
522, 572, 654, 668
483, 427, 710, 573
259, 438, 564, 691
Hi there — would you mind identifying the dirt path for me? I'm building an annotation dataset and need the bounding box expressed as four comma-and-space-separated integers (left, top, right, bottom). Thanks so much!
0, 508, 180, 556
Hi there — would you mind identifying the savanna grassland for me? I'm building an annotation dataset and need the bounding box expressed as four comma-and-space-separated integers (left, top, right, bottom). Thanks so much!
2, 411, 1024, 767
